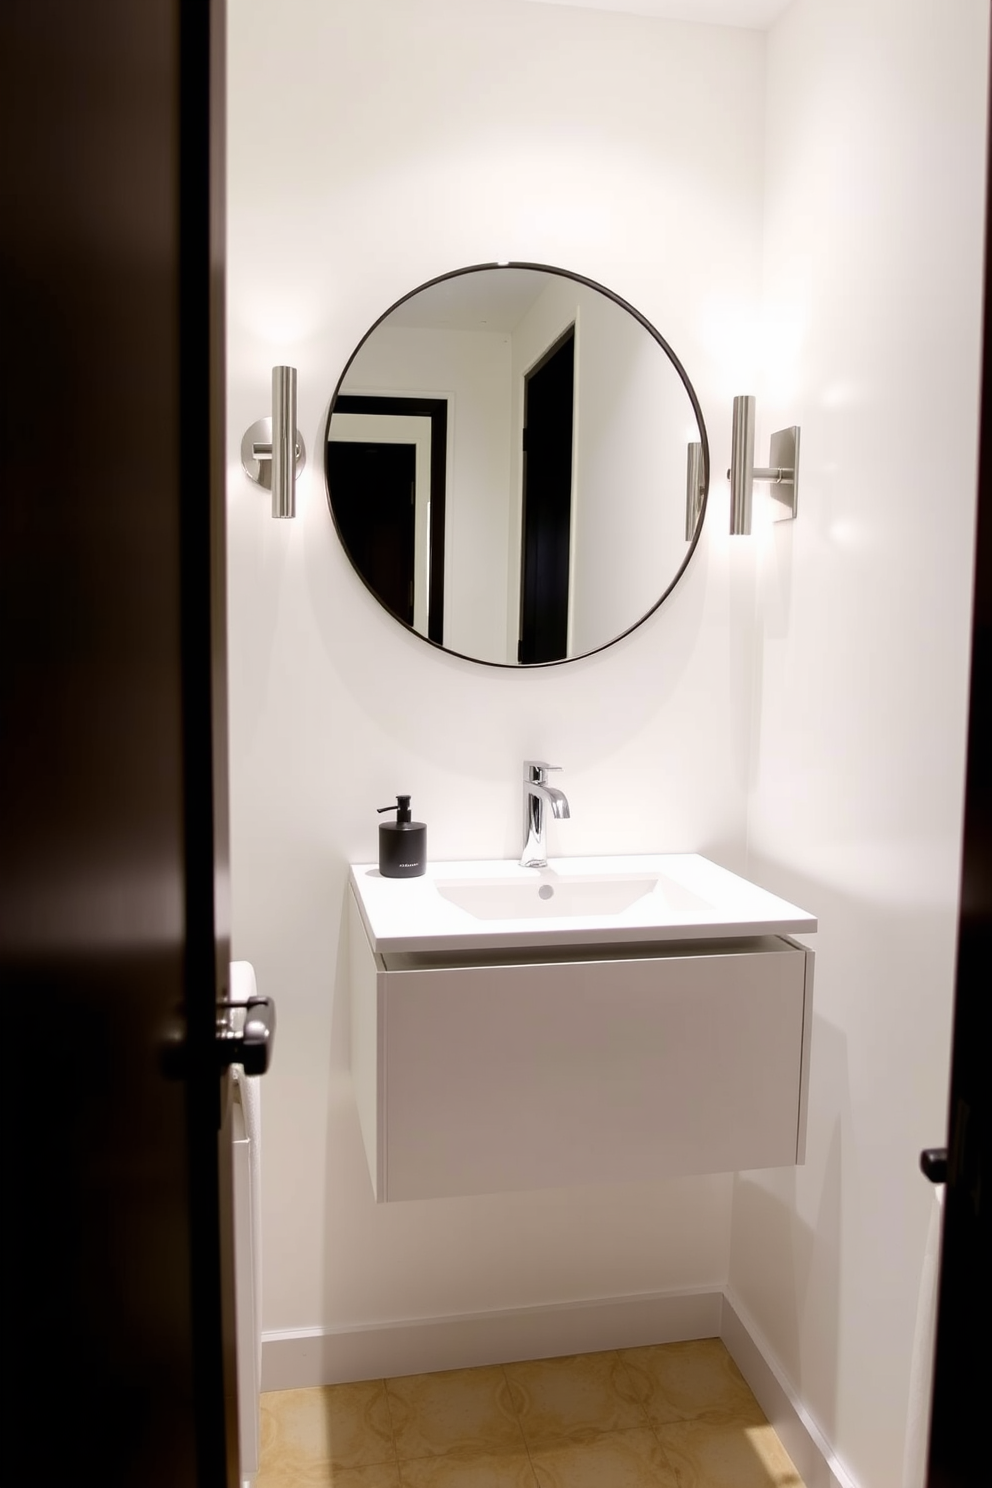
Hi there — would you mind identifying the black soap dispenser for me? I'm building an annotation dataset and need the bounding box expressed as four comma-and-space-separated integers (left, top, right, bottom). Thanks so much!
376, 795, 427, 878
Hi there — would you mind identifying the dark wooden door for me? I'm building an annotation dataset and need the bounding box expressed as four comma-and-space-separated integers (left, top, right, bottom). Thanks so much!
1, 3, 238, 1484
519, 327, 575, 664
328, 441, 418, 626
925, 59, 992, 1488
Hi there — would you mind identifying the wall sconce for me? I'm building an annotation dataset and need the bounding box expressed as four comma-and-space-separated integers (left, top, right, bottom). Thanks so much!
728, 394, 800, 535
241, 366, 307, 518
685, 442, 705, 540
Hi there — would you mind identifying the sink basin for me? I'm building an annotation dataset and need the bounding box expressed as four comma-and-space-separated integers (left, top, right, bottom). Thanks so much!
436, 870, 660, 920
349, 854, 817, 954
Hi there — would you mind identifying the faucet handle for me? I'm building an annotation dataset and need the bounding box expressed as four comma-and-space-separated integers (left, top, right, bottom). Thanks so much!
524, 760, 562, 782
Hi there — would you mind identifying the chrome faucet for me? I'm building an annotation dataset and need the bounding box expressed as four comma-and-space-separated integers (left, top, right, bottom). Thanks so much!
521, 760, 570, 868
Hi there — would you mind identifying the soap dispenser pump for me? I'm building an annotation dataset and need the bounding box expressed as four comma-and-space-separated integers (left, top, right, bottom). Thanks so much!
376, 795, 427, 878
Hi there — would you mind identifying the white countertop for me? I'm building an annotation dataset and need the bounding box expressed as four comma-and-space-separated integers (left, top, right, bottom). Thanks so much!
349, 854, 818, 954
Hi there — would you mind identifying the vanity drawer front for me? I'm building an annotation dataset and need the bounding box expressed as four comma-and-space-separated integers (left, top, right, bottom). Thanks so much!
380, 941, 810, 1201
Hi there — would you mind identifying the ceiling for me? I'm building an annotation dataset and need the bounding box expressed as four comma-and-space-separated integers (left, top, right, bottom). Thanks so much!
519, 0, 791, 27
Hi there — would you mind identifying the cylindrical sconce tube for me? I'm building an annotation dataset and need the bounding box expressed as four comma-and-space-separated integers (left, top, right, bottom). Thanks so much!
271, 365, 296, 519
730, 394, 755, 535
685, 442, 704, 540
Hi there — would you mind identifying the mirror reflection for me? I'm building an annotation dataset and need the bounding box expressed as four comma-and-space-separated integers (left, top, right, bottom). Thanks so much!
325, 264, 708, 666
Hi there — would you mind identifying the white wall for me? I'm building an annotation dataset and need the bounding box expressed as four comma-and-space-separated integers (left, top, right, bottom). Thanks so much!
729, 3, 988, 1487
566, 284, 698, 653
227, 0, 764, 1339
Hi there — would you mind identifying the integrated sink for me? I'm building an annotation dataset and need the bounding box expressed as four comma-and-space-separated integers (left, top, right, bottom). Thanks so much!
436, 870, 661, 920
350, 854, 817, 954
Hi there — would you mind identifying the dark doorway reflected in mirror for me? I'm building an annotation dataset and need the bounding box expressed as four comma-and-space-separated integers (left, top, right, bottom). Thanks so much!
329, 395, 448, 644
519, 325, 575, 664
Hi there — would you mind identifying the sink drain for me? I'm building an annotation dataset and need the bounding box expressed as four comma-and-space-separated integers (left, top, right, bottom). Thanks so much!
538, 884, 555, 900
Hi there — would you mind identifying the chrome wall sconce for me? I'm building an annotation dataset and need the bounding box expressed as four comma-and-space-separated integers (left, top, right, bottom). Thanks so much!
729, 395, 800, 535
241, 366, 307, 518
685, 442, 705, 540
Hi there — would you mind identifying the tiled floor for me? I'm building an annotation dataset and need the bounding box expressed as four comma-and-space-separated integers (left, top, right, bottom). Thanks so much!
255, 1339, 806, 1486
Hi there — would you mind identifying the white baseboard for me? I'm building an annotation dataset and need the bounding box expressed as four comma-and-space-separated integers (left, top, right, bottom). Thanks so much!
262, 1287, 722, 1390
721, 1289, 859, 1488
261, 1285, 859, 1488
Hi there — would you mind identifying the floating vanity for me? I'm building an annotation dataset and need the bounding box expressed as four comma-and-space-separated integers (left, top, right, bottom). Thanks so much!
347, 855, 816, 1202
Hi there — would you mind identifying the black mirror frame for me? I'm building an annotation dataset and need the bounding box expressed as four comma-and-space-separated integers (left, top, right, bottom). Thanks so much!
323, 261, 711, 668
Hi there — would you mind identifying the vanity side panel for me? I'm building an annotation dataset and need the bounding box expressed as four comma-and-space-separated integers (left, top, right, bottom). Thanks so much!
348, 887, 384, 1200
382, 943, 807, 1200
793, 942, 815, 1165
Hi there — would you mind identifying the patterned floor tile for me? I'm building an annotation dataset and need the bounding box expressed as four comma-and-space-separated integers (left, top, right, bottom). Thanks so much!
529, 1426, 678, 1487
256, 1346, 806, 1488
397, 1446, 539, 1486
257, 1380, 396, 1482
619, 1340, 766, 1427
504, 1351, 647, 1447
386, 1365, 525, 1460
653, 1419, 804, 1487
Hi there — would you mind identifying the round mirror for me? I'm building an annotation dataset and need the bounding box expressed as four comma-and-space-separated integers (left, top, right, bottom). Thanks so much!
324, 263, 709, 667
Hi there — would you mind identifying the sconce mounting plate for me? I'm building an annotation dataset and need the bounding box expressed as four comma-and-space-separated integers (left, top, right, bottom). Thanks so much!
241, 416, 307, 491
768, 425, 800, 521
